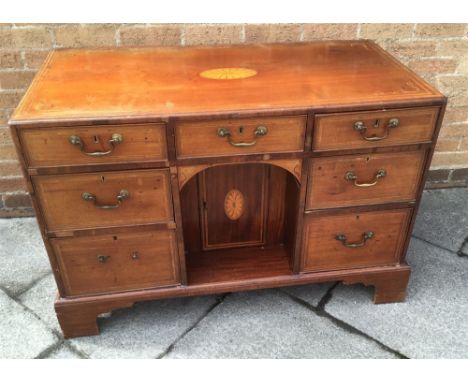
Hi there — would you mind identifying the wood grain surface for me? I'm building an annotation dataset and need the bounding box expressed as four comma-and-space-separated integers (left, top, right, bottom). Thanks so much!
306, 150, 426, 209
51, 229, 179, 296
313, 107, 439, 151
10, 41, 442, 124
20, 123, 167, 167
302, 208, 412, 272
33, 169, 173, 232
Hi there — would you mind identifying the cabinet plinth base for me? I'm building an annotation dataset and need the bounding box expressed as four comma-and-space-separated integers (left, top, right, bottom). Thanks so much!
55, 300, 135, 339
342, 266, 411, 304
54, 264, 410, 338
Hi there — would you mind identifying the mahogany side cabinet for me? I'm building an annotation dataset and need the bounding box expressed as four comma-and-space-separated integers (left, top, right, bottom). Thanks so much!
9, 41, 446, 338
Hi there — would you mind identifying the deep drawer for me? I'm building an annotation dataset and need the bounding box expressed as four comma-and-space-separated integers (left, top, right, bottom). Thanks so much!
33, 169, 173, 232
51, 229, 179, 296
20, 123, 167, 168
306, 150, 426, 209
175, 115, 307, 159
313, 107, 439, 151
301, 208, 412, 272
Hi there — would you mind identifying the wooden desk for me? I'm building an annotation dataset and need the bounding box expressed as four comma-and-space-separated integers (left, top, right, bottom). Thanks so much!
9, 41, 446, 338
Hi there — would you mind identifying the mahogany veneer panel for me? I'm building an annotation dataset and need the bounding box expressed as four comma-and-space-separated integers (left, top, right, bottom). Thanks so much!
306, 150, 426, 209
10, 41, 442, 124
302, 208, 412, 272
313, 107, 439, 152
20, 123, 167, 168
176, 115, 306, 159
187, 246, 292, 285
33, 169, 173, 232
199, 164, 268, 250
51, 230, 179, 296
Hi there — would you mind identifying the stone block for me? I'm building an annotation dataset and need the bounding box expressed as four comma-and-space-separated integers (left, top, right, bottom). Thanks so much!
185, 24, 243, 46
360, 23, 413, 39
415, 23, 466, 38
244, 24, 301, 44
120, 24, 181, 46
55, 24, 117, 48
303, 24, 358, 40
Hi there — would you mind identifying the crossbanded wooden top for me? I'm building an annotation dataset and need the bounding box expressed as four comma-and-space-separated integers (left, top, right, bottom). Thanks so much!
11, 40, 443, 125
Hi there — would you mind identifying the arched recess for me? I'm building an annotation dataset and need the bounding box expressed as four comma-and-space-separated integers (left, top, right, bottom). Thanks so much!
179, 161, 301, 270
177, 158, 302, 190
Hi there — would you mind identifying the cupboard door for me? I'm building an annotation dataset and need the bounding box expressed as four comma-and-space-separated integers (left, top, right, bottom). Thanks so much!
199, 164, 268, 250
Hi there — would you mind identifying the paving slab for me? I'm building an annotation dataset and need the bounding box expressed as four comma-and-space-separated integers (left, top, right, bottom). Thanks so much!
282, 282, 334, 307
19, 273, 60, 332
413, 188, 468, 252
0, 289, 58, 358
165, 289, 397, 358
325, 238, 468, 358
45, 344, 82, 359
69, 295, 220, 358
0, 218, 51, 296
460, 239, 468, 256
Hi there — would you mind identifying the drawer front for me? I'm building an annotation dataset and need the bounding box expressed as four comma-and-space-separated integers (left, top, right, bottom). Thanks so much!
302, 208, 411, 272
51, 230, 179, 296
175, 115, 306, 159
20, 123, 167, 168
313, 107, 439, 151
33, 169, 173, 232
306, 150, 426, 209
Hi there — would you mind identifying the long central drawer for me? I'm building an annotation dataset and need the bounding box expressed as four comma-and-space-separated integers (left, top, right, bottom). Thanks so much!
33, 169, 174, 232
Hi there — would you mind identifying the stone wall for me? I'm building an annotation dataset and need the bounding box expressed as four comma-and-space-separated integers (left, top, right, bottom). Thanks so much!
1, 23, 467, 216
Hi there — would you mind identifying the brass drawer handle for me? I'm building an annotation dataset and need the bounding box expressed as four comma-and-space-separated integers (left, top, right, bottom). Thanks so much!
345, 169, 386, 187
217, 125, 268, 147
354, 118, 399, 141
68, 133, 123, 156
336, 231, 374, 248
97, 255, 110, 263
82, 189, 129, 209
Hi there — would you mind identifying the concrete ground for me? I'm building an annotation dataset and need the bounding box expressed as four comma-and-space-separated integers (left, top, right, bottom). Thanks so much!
0, 188, 467, 359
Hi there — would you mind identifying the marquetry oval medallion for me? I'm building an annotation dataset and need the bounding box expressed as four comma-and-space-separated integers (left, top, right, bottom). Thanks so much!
224, 189, 245, 220
200, 67, 257, 80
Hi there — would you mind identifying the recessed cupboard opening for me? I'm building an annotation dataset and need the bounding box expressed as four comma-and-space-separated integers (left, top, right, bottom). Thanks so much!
180, 163, 300, 285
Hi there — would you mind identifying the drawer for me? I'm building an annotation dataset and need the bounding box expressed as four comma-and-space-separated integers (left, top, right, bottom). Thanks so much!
301, 208, 411, 272
313, 107, 439, 151
51, 230, 179, 296
20, 123, 167, 168
306, 150, 426, 209
33, 169, 173, 232
175, 115, 306, 159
